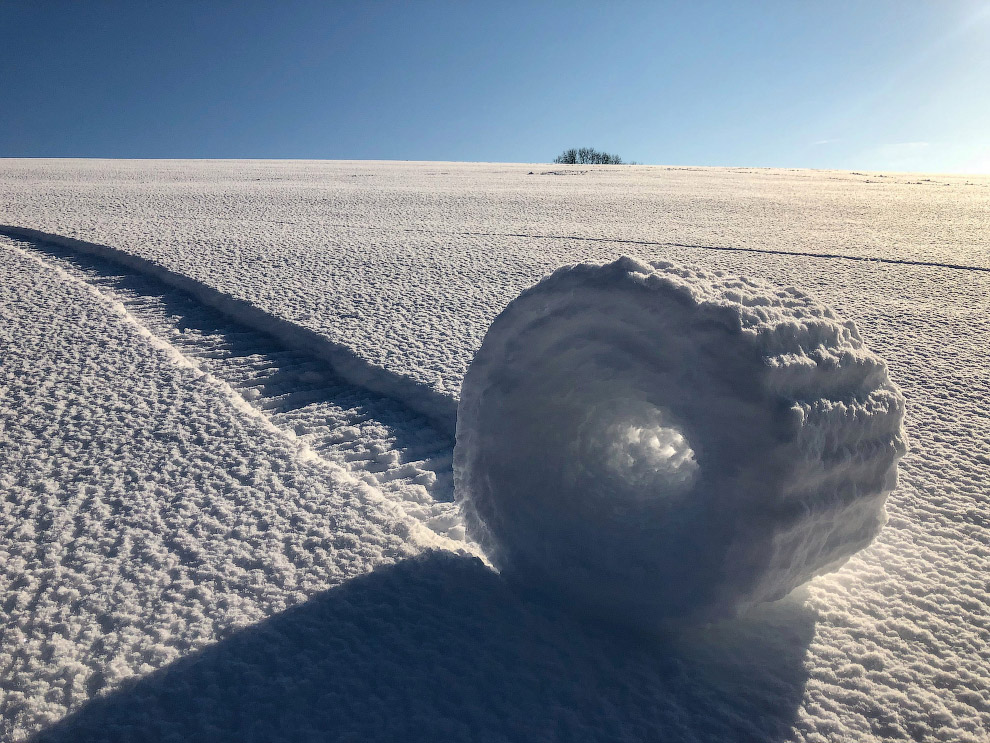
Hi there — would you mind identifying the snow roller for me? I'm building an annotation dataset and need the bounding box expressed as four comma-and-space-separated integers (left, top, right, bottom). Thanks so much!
454, 256, 906, 624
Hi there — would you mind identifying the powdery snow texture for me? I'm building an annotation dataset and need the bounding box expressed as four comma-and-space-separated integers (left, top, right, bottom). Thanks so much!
456, 257, 907, 623
1, 160, 988, 742
0, 237, 426, 739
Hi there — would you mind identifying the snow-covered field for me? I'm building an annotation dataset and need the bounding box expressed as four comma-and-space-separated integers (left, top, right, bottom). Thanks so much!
1, 159, 988, 741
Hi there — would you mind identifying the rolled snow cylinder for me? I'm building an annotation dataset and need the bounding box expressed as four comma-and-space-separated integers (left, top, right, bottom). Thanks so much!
454, 257, 907, 624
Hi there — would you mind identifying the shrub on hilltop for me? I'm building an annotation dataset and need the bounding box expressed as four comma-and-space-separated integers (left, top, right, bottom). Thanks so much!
553, 147, 624, 165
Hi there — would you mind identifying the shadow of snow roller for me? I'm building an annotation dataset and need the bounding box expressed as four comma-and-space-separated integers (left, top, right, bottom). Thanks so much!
454, 257, 907, 625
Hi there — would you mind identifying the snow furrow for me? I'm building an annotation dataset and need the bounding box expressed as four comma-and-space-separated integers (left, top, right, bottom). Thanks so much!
2, 234, 466, 545
247, 221, 990, 274
0, 225, 459, 433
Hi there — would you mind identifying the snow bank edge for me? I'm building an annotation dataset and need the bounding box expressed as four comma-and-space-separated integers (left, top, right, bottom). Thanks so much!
0, 225, 458, 435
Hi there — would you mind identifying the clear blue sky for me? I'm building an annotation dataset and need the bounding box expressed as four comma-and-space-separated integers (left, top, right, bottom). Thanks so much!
2, 1, 989, 171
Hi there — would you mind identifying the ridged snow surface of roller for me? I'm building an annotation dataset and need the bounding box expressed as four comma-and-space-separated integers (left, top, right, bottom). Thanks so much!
456, 257, 906, 622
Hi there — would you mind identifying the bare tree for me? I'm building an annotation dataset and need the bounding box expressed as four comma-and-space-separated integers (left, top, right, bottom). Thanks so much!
553, 148, 578, 164
553, 147, 624, 165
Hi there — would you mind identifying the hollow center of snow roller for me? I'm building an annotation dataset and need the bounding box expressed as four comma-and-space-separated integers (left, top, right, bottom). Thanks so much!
597, 406, 698, 495
607, 423, 696, 486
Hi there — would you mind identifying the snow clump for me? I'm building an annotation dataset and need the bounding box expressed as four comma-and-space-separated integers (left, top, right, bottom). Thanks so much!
454, 256, 907, 624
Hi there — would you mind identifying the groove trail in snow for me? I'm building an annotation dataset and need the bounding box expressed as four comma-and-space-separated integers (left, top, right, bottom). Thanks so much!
458, 230, 990, 273
0, 225, 459, 432
276, 222, 990, 274
2, 234, 466, 544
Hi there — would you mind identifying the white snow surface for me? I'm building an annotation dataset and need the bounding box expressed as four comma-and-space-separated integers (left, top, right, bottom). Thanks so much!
1, 160, 988, 741
455, 257, 906, 623
0, 237, 449, 739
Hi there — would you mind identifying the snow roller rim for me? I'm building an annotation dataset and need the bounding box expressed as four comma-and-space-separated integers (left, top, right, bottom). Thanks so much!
454, 256, 906, 624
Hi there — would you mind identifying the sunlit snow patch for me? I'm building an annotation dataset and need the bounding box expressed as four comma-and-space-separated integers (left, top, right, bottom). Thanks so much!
454, 256, 907, 625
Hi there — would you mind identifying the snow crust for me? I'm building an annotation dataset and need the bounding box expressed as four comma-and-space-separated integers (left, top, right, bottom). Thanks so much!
1, 161, 988, 741
0, 237, 449, 739
1, 159, 987, 410
456, 257, 907, 622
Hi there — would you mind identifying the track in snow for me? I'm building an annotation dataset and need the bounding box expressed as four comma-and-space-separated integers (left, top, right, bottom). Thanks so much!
249, 222, 990, 274
3, 234, 464, 542
461, 230, 990, 273
0, 225, 459, 432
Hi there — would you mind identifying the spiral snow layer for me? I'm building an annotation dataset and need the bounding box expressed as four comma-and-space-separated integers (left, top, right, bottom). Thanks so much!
454, 256, 907, 624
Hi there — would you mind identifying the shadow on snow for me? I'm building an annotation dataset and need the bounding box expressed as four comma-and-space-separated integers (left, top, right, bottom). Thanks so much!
34, 551, 816, 743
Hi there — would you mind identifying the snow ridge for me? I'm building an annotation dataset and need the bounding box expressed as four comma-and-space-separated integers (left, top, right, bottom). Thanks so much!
3, 235, 468, 550
0, 225, 459, 433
